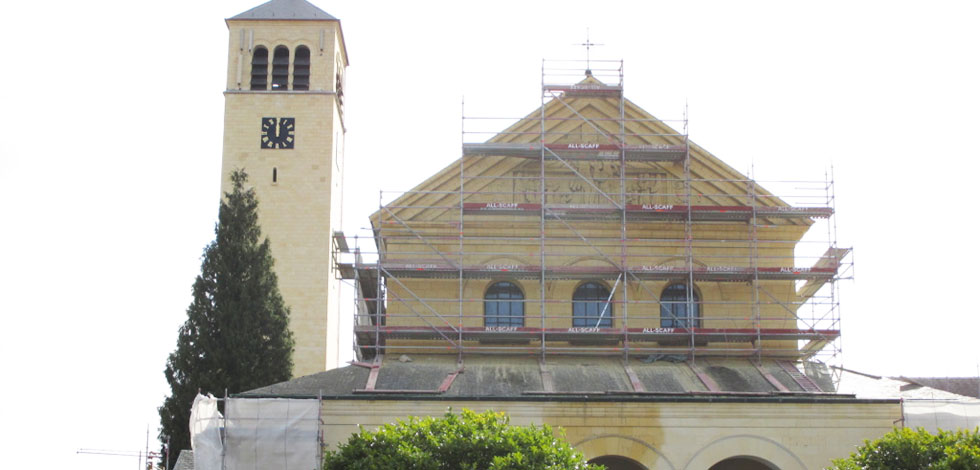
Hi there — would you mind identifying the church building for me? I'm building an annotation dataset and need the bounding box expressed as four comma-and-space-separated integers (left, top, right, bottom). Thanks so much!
218, 1, 901, 469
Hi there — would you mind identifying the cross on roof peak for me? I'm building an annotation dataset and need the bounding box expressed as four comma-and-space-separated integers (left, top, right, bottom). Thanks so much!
574, 28, 603, 75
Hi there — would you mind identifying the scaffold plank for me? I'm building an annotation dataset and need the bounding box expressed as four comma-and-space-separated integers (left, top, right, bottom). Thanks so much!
461, 142, 686, 161
338, 263, 357, 279
460, 202, 833, 219
351, 262, 838, 281
797, 247, 851, 299
543, 83, 623, 97
354, 325, 839, 344
332, 231, 350, 252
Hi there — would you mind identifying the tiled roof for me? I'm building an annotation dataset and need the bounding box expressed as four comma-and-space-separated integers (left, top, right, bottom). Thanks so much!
903, 377, 980, 399
230, 0, 336, 20
241, 355, 843, 399
174, 450, 194, 470
835, 367, 980, 400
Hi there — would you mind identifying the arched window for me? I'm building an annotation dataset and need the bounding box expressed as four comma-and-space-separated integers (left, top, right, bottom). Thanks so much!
484, 282, 524, 327
573, 282, 613, 327
660, 283, 701, 328
293, 46, 311, 91
271, 46, 290, 90
250, 46, 268, 90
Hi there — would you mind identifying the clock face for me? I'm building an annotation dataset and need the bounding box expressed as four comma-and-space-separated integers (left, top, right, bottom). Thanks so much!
260, 117, 295, 149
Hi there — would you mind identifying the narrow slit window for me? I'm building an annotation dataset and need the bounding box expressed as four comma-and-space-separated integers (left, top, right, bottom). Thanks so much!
250, 47, 268, 90
271, 46, 289, 90
293, 46, 310, 91
272, 167, 278, 183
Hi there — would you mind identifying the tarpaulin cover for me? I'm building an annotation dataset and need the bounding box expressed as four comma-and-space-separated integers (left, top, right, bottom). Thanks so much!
224, 398, 320, 470
904, 399, 980, 432
189, 394, 222, 470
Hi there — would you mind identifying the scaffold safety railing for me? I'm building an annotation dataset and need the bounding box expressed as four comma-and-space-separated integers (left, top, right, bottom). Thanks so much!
333, 59, 851, 365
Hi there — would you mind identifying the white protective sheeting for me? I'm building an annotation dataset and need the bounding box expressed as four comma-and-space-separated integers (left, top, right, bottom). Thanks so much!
904, 399, 980, 432
190, 394, 223, 470
224, 398, 320, 470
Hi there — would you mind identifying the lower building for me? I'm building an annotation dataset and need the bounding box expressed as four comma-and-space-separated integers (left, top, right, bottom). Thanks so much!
836, 367, 980, 432
240, 356, 899, 470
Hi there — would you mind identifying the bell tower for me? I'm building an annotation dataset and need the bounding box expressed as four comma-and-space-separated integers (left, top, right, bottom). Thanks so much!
221, 0, 348, 376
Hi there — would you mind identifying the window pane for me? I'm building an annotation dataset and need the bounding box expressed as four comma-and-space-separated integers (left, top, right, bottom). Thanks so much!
573, 282, 612, 327
485, 282, 523, 327
660, 283, 700, 328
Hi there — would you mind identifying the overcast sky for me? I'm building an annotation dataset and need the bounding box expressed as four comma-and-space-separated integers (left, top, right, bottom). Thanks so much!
2, 1, 979, 468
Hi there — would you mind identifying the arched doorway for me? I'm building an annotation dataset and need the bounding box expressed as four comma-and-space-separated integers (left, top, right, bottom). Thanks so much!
589, 455, 647, 470
709, 456, 779, 470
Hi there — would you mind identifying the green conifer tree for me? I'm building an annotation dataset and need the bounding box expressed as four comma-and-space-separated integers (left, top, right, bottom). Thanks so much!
158, 169, 294, 468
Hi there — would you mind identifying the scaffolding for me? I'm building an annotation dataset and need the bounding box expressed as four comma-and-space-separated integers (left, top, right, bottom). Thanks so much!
335, 59, 851, 367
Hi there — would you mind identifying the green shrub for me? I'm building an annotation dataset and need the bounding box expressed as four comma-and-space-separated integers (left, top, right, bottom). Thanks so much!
828, 427, 980, 470
323, 409, 602, 470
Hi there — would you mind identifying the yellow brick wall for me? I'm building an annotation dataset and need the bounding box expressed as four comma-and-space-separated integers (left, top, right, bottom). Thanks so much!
379, 208, 809, 355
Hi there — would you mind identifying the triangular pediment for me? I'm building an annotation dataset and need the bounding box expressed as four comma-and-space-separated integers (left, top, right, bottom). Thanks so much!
371, 76, 799, 230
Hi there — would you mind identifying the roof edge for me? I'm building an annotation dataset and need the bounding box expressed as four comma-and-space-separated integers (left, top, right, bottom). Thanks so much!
235, 392, 898, 405
228, 0, 337, 21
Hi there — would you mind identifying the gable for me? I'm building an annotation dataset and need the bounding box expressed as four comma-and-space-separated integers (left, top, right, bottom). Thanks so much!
371, 85, 805, 230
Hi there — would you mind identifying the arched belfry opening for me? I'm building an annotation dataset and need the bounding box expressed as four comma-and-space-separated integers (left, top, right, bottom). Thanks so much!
293, 46, 310, 90
271, 45, 290, 89
709, 456, 780, 470
588, 455, 647, 470
250, 46, 268, 90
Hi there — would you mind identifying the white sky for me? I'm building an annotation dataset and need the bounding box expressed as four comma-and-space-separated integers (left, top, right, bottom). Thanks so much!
2, 0, 979, 468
